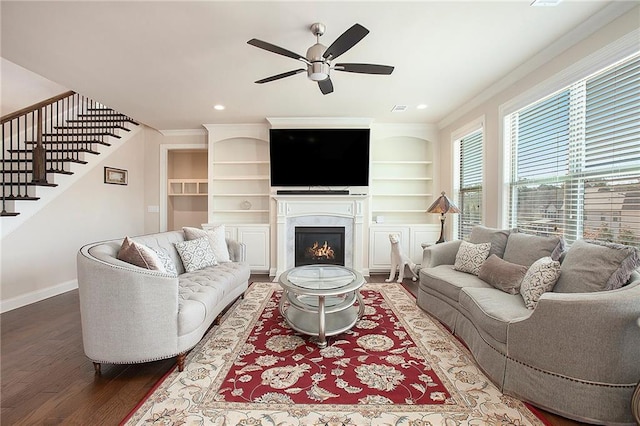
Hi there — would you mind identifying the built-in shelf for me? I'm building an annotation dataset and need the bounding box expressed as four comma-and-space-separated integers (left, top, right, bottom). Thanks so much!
370, 134, 433, 224
211, 137, 270, 224
168, 179, 208, 196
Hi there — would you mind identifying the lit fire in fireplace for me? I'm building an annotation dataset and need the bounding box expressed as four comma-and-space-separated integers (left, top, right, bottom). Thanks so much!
306, 241, 335, 260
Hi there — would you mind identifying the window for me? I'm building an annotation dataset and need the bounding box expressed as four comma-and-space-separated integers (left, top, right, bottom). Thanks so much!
505, 53, 640, 246
457, 129, 483, 239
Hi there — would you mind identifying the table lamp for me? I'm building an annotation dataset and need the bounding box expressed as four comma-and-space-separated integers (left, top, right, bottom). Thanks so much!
427, 191, 461, 244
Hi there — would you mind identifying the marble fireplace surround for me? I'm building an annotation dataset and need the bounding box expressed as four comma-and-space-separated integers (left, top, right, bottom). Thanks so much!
273, 195, 366, 278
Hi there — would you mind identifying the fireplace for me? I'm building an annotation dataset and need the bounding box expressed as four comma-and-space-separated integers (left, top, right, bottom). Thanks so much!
295, 226, 345, 266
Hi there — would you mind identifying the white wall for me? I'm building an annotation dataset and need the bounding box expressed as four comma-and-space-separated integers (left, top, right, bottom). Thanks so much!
0, 130, 146, 311
436, 6, 639, 233
0, 58, 69, 116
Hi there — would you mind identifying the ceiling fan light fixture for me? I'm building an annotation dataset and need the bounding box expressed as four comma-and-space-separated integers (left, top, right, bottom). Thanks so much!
308, 61, 330, 81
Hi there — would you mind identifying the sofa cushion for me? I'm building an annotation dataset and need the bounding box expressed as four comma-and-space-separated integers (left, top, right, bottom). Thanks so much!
468, 225, 512, 259
117, 236, 167, 272
503, 232, 564, 267
520, 256, 561, 309
184, 225, 231, 263
553, 239, 640, 293
478, 254, 528, 295
459, 287, 531, 344
454, 241, 491, 275
420, 265, 492, 302
177, 262, 251, 336
175, 237, 218, 272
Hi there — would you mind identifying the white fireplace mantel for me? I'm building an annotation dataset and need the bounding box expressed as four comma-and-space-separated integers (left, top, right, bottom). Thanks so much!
273, 194, 367, 278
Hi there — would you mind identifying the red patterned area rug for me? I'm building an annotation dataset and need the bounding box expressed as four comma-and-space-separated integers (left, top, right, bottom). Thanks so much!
123, 282, 546, 425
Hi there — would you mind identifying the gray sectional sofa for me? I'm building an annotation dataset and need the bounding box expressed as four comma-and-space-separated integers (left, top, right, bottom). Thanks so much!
417, 226, 640, 425
77, 228, 250, 373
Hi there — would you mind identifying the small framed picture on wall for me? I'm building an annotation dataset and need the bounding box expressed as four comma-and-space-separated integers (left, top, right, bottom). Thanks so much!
104, 167, 128, 185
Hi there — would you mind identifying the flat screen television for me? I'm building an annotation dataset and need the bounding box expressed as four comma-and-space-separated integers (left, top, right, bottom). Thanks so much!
269, 128, 370, 187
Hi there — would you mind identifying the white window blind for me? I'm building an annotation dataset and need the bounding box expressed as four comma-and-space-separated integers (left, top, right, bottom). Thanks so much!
506, 53, 640, 246
458, 129, 483, 239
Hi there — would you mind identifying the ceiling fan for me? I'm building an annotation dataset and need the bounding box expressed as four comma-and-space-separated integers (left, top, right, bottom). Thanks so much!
248, 22, 394, 95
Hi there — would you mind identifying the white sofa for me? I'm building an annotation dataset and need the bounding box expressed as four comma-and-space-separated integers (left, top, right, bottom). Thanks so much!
77, 229, 250, 373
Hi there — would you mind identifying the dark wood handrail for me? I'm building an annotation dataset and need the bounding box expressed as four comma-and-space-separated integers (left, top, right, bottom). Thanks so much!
0, 90, 76, 124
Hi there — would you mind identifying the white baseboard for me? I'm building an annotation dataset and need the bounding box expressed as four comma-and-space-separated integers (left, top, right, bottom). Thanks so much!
1, 279, 78, 313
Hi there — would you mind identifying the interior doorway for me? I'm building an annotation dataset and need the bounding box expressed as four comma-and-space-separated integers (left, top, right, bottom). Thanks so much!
160, 143, 208, 232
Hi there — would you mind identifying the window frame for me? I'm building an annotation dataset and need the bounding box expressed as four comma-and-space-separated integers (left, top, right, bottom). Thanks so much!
499, 30, 639, 230
501, 47, 639, 245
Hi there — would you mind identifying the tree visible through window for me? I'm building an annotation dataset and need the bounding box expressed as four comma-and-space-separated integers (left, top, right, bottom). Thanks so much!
505, 53, 640, 246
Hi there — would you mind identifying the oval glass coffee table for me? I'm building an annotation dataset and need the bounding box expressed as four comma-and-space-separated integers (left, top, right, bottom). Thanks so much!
278, 264, 365, 348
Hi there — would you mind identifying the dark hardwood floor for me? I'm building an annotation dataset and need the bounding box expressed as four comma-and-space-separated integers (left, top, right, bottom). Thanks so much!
1, 273, 585, 425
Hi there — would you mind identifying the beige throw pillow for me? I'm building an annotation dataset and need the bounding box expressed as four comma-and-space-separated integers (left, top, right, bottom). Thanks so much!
117, 237, 166, 272
478, 254, 528, 294
454, 241, 491, 276
183, 225, 231, 263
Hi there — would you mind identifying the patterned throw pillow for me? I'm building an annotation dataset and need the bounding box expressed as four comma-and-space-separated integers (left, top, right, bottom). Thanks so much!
454, 241, 491, 276
150, 247, 178, 277
520, 256, 561, 309
174, 237, 218, 273
117, 237, 167, 272
183, 225, 231, 263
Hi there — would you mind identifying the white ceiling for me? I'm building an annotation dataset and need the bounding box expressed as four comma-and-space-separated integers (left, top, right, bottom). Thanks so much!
0, 1, 632, 131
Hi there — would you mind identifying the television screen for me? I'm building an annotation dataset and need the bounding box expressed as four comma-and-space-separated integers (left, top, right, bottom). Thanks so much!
269, 128, 370, 187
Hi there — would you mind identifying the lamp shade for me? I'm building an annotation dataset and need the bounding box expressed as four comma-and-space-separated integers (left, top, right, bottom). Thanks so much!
427, 191, 460, 214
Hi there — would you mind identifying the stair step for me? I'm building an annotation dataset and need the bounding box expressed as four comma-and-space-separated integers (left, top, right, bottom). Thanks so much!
43, 132, 120, 139
8, 148, 100, 155
87, 108, 116, 112
2, 158, 88, 165
25, 140, 111, 147
3, 195, 40, 201
55, 124, 130, 132
66, 118, 139, 125
0, 168, 73, 175
75, 115, 139, 125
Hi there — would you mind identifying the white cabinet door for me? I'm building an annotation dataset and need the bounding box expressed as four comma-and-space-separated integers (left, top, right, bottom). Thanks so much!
235, 225, 270, 272
368, 226, 410, 272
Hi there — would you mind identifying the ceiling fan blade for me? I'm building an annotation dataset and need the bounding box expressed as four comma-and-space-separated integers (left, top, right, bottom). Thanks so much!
322, 23, 369, 61
318, 78, 334, 95
335, 63, 395, 75
247, 38, 307, 62
255, 69, 306, 84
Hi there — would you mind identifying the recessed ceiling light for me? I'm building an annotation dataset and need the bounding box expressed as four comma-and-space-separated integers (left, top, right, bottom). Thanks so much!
391, 105, 408, 112
213, 104, 225, 111
417, 104, 428, 110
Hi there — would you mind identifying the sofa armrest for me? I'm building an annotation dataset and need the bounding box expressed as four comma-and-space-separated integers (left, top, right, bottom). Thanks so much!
77, 244, 181, 364
226, 238, 246, 263
422, 240, 461, 267
507, 279, 640, 384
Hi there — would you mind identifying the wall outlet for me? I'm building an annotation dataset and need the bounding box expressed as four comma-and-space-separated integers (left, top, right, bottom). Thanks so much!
147, 205, 160, 213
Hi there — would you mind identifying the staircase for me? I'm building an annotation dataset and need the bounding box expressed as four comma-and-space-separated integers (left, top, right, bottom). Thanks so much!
1, 91, 139, 218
